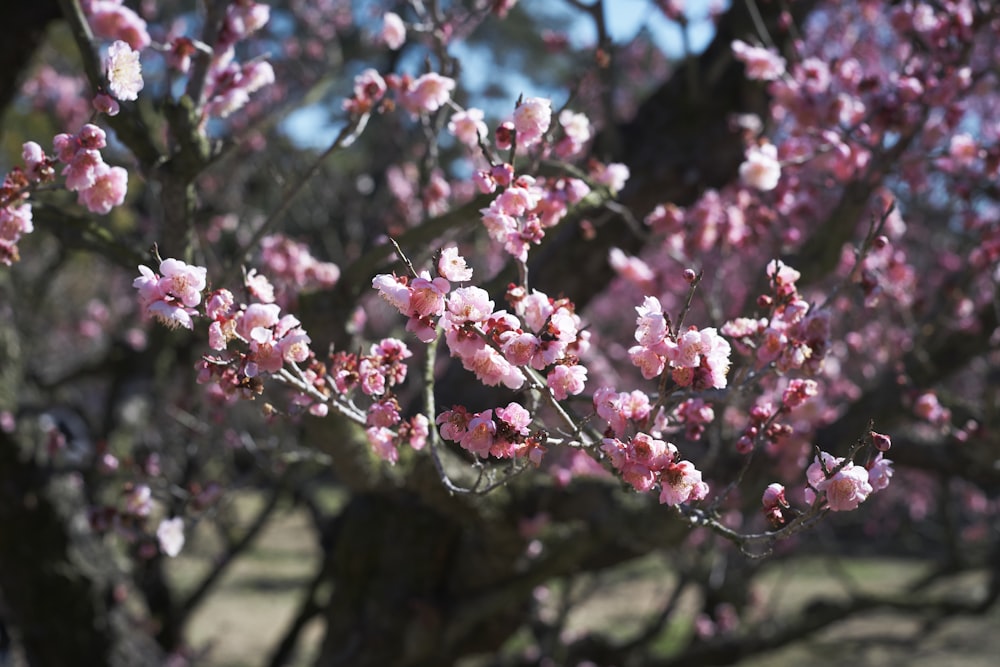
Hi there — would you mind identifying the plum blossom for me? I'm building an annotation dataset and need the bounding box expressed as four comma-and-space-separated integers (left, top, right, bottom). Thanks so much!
400, 73, 455, 115
731, 40, 786, 80
512, 97, 552, 147
448, 108, 489, 148
156, 517, 185, 557
805, 452, 876, 512
77, 165, 128, 214
438, 246, 474, 282
105, 40, 143, 101
381, 12, 406, 50
740, 142, 781, 191
659, 460, 709, 506
86, 1, 151, 50
133, 259, 208, 330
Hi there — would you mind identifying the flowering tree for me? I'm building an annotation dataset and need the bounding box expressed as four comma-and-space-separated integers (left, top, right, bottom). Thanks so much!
1, 1, 999, 666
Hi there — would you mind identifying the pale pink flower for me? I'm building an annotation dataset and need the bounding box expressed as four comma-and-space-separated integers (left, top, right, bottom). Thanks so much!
868, 453, 894, 492
63, 149, 105, 192
106, 40, 144, 101
159, 258, 208, 307
381, 12, 406, 50
409, 273, 449, 318
761, 483, 786, 509
225, 1, 270, 39
731, 40, 786, 80
87, 1, 151, 50
591, 162, 630, 193
556, 109, 591, 157
461, 410, 496, 458
78, 165, 128, 214
372, 273, 411, 313
634, 296, 668, 347
400, 73, 455, 115
438, 246, 474, 282
448, 108, 488, 147
512, 97, 552, 147
446, 286, 494, 324
499, 330, 539, 366
659, 460, 709, 506
740, 143, 781, 191
467, 347, 525, 389
629, 345, 666, 380
407, 415, 429, 450
92, 93, 120, 116
156, 517, 186, 557
366, 426, 399, 464
609, 248, 654, 286
237, 303, 281, 339
547, 364, 587, 400
821, 465, 872, 511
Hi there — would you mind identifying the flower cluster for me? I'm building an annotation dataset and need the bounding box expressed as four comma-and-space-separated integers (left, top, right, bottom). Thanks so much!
629, 296, 732, 389
256, 234, 341, 308
723, 261, 830, 375
84, 0, 151, 51
53, 124, 129, 214
804, 450, 893, 512
373, 250, 590, 398
133, 258, 208, 330
0, 142, 55, 264
437, 402, 544, 463
601, 432, 709, 506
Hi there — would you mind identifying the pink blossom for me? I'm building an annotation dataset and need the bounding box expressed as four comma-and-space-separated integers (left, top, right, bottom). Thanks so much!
63, 149, 105, 192
731, 40, 786, 80
406, 414, 429, 451
461, 410, 496, 458
381, 12, 406, 49
409, 273, 450, 318
78, 165, 128, 214
740, 143, 781, 191
400, 73, 455, 115
761, 483, 787, 510
237, 303, 281, 339
224, 1, 270, 40
345, 68, 387, 113
445, 286, 494, 325
556, 109, 591, 157
438, 246, 473, 282
547, 364, 587, 400
495, 402, 532, 435
659, 460, 709, 506
868, 454, 894, 492
105, 40, 143, 101
156, 517, 185, 557
366, 426, 399, 464
92, 93, 120, 116
512, 97, 552, 147
633, 296, 668, 347
466, 347, 525, 389
499, 330, 539, 366
87, 1, 151, 50
372, 273, 411, 313
448, 108, 488, 147
822, 465, 872, 511
609, 248, 654, 287
159, 258, 208, 307
591, 161, 630, 193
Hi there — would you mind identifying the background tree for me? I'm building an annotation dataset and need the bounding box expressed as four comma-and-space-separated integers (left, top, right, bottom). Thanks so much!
1, 1, 999, 667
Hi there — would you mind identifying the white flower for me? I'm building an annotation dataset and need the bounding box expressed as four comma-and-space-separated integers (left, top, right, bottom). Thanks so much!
106, 40, 144, 101
740, 143, 781, 191
156, 517, 186, 557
